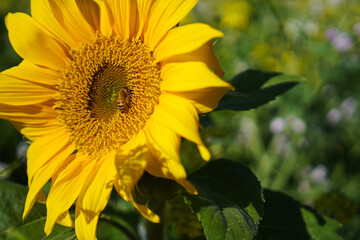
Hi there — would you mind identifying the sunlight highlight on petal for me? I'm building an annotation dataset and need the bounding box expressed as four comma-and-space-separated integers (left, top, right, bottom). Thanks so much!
145, 0, 198, 50
31, 0, 95, 47
23, 142, 75, 220
45, 154, 95, 235
75, 153, 116, 239
5, 13, 67, 70
152, 93, 211, 161
0, 74, 55, 106
145, 119, 198, 194
155, 23, 223, 62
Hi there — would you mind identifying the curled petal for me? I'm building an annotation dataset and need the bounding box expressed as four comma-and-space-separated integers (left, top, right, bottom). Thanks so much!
161, 61, 231, 92
151, 93, 210, 161
145, 118, 197, 194
114, 131, 160, 223
155, 23, 223, 62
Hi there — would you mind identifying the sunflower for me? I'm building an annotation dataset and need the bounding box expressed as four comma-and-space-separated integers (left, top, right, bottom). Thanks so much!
0, 0, 232, 239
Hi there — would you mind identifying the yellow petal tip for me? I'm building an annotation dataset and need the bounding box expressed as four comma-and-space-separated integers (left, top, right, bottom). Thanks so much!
198, 145, 211, 161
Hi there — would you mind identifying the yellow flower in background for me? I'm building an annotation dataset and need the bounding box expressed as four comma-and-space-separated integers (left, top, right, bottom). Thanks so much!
0, 0, 232, 239
220, 0, 252, 30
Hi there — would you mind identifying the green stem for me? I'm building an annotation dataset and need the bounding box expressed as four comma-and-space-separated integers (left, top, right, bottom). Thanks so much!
99, 215, 140, 240
145, 202, 164, 240
145, 220, 163, 240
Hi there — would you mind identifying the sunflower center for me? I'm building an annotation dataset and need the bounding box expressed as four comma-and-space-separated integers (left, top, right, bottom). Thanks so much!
55, 35, 161, 156
89, 65, 125, 118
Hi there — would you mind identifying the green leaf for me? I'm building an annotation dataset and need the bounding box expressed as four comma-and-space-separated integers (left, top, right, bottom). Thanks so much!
0, 181, 76, 240
302, 207, 343, 240
217, 70, 301, 111
183, 159, 264, 240
258, 189, 343, 240
230, 70, 281, 93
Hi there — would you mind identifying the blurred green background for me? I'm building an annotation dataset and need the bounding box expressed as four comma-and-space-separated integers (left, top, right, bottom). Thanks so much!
0, 0, 359, 239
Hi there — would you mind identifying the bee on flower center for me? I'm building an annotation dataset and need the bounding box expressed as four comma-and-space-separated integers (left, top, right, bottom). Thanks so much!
117, 87, 131, 113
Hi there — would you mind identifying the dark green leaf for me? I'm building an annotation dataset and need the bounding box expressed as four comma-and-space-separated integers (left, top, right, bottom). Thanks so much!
258, 189, 343, 240
218, 82, 298, 111
0, 181, 76, 240
230, 70, 280, 93
217, 70, 302, 111
183, 159, 264, 240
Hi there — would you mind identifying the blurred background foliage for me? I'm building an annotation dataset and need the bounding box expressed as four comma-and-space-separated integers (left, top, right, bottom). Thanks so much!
0, 0, 359, 239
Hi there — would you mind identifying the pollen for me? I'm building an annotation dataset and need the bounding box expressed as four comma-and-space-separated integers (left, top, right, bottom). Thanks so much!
55, 35, 161, 156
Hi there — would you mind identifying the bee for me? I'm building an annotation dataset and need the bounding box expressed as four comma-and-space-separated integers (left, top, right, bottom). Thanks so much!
117, 87, 131, 113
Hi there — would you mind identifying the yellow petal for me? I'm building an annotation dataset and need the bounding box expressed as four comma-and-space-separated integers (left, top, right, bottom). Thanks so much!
23, 141, 75, 221
55, 211, 74, 228
75, 0, 101, 31
2, 60, 61, 86
145, 118, 197, 194
31, 0, 95, 48
98, 0, 114, 36
145, 118, 181, 165
114, 131, 147, 201
154, 23, 223, 62
0, 74, 55, 106
161, 61, 232, 92
75, 206, 99, 240
21, 125, 62, 142
113, 131, 159, 223
145, 0, 198, 50
5, 13, 67, 70
151, 93, 210, 161
160, 44, 232, 113
45, 153, 96, 235
171, 87, 230, 113
0, 104, 58, 128
26, 128, 71, 185
132, 204, 160, 223
36, 189, 47, 204
135, 0, 154, 39
166, 41, 225, 78
77, 153, 116, 214
75, 153, 116, 240
106, 0, 137, 39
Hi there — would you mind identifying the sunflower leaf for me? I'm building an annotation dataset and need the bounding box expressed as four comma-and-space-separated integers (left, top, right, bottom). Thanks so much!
216, 70, 302, 111
230, 69, 281, 93
0, 181, 75, 240
182, 159, 264, 240
258, 189, 343, 240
